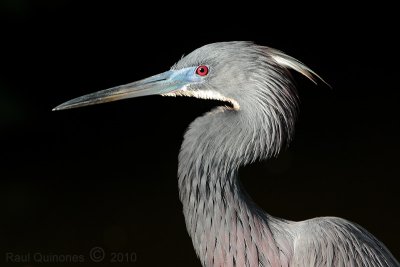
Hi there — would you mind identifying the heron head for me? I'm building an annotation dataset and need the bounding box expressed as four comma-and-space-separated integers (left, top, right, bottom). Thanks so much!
53, 41, 322, 112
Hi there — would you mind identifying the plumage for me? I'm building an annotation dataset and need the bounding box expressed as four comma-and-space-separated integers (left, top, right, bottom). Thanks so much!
173, 42, 399, 267
54, 41, 399, 267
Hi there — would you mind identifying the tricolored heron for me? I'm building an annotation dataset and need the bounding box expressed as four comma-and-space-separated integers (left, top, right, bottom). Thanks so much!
54, 41, 399, 267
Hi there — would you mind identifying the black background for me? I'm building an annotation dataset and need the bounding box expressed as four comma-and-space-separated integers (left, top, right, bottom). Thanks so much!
1, 1, 399, 266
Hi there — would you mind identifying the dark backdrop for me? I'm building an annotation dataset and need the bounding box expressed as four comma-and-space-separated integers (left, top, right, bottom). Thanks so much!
1, 2, 399, 266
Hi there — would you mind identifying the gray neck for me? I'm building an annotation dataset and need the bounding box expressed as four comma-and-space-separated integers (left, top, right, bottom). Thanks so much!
178, 106, 295, 267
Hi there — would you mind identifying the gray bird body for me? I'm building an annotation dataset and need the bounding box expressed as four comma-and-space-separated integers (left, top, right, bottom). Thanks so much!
54, 41, 399, 266
174, 42, 399, 267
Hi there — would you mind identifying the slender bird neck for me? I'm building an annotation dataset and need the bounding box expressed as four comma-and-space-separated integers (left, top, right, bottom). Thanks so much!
178, 108, 294, 267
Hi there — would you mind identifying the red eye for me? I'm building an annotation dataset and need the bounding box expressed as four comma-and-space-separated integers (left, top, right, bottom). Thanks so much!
195, 65, 209, 76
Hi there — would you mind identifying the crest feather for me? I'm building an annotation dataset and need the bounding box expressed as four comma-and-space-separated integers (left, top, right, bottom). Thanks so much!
269, 49, 329, 87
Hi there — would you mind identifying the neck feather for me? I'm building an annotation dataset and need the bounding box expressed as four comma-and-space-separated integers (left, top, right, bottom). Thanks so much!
178, 106, 295, 267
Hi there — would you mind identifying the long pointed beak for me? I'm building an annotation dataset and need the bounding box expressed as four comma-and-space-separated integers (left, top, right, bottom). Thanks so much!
53, 70, 190, 111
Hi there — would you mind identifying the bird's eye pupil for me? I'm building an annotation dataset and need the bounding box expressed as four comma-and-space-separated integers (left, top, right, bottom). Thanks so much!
196, 65, 209, 76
